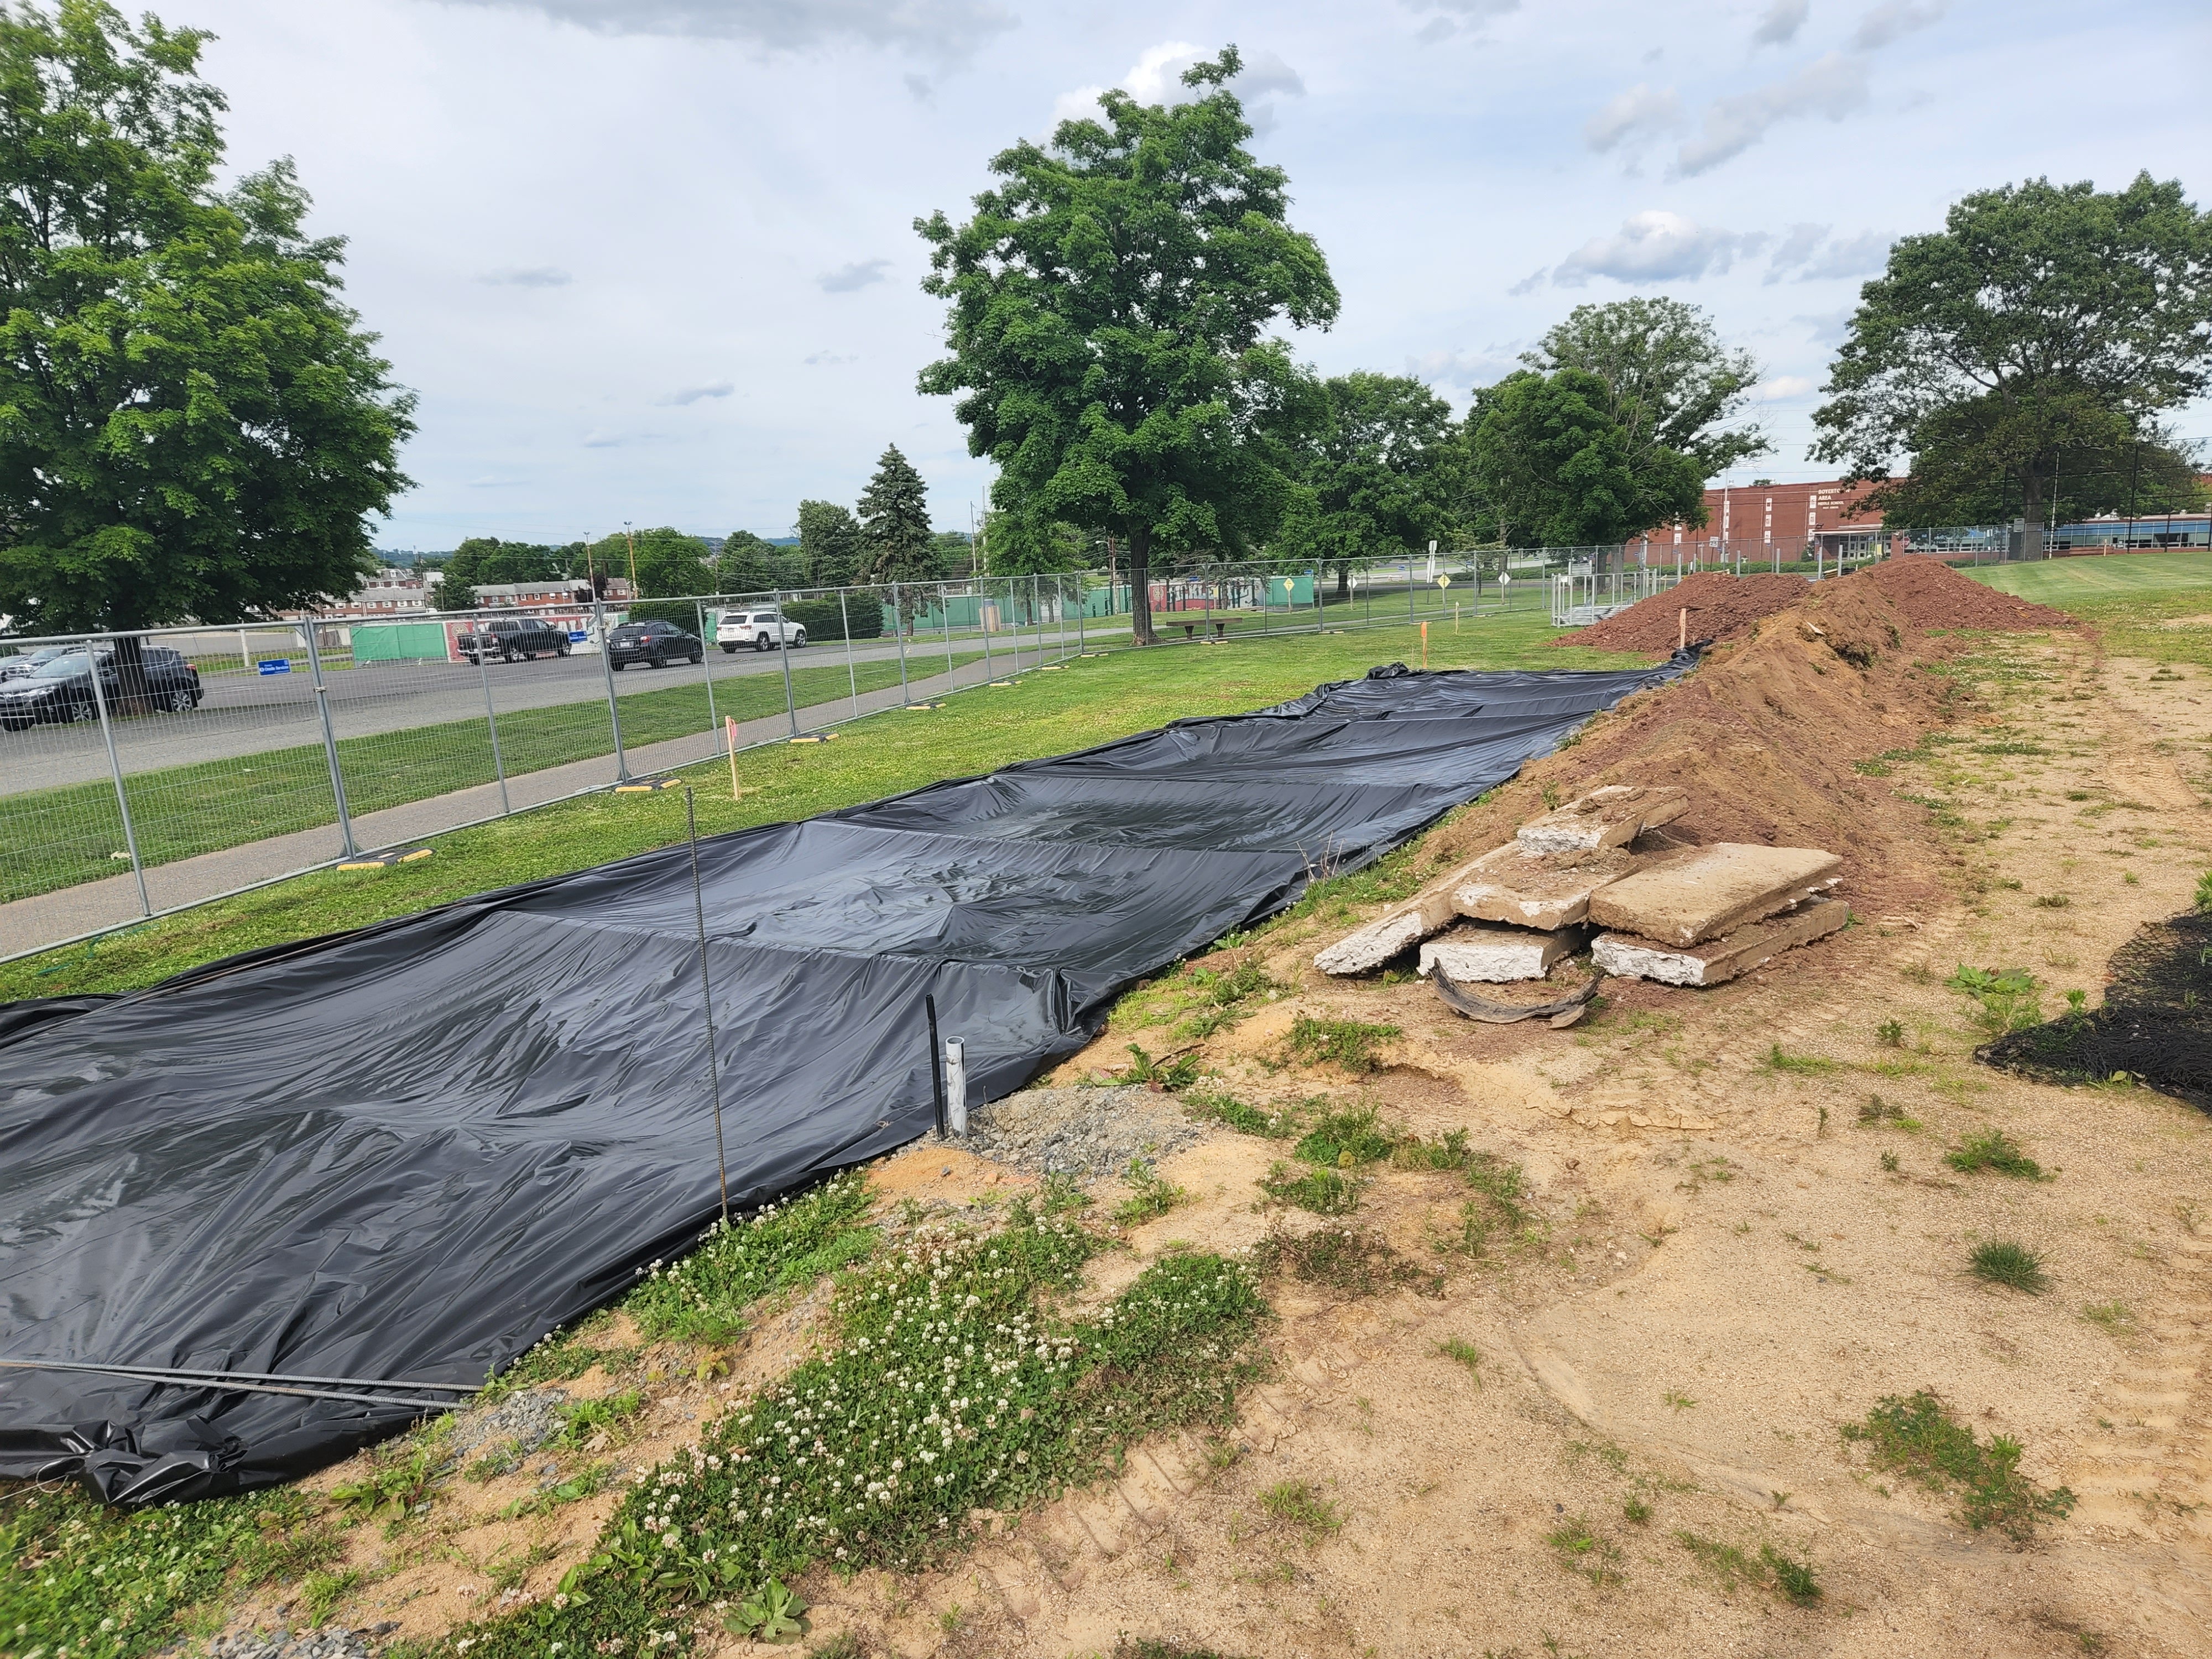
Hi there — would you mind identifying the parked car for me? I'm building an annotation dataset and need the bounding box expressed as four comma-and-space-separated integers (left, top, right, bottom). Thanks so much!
457, 616, 574, 663
0, 648, 202, 729
607, 619, 705, 670
716, 609, 806, 653
0, 644, 82, 683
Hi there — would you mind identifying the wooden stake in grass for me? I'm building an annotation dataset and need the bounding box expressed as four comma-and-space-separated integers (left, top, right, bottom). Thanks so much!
725, 716, 742, 801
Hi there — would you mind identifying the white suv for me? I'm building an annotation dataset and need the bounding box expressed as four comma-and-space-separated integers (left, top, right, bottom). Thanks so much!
716, 609, 807, 653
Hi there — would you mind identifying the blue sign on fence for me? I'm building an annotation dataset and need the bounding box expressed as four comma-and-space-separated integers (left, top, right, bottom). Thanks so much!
257, 659, 291, 676
568, 630, 588, 643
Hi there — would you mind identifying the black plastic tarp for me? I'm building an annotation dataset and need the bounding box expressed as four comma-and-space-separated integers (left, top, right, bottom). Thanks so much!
0, 660, 1684, 1504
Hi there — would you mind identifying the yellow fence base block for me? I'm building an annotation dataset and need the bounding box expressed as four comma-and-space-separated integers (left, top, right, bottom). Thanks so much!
989, 680, 1015, 688
613, 778, 680, 792
789, 732, 841, 744
1040, 664, 1064, 671
337, 847, 435, 870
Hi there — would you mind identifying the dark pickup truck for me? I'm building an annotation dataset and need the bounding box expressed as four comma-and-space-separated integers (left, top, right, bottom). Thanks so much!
457, 617, 574, 664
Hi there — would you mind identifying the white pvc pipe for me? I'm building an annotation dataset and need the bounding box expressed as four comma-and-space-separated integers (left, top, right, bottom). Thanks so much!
943, 1038, 968, 1136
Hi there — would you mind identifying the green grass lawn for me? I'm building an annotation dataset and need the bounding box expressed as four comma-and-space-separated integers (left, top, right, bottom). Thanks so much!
0, 615, 1646, 1001
0, 654, 984, 905
1958, 550, 2212, 669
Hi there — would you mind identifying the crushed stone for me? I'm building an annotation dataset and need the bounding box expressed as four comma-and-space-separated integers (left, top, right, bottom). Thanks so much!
439, 1386, 567, 1469
946, 1084, 1206, 1180
207, 1629, 379, 1659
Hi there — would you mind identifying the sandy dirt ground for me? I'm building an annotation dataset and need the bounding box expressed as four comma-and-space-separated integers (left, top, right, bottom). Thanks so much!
282, 615, 2212, 1659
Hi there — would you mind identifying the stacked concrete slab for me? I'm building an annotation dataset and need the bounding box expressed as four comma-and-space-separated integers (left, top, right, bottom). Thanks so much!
1314, 782, 1845, 993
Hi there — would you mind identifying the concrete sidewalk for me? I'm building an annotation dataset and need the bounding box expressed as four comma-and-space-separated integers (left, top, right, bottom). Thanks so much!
0, 650, 1027, 959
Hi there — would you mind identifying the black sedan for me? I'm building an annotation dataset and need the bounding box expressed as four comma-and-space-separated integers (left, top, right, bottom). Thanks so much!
0, 649, 203, 729
606, 619, 705, 670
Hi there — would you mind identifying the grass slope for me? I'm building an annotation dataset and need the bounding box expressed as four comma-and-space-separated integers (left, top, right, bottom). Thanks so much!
1960, 550, 2212, 669
0, 617, 1644, 1002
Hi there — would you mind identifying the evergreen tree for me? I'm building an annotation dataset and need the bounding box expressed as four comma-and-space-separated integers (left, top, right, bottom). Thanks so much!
857, 444, 939, 587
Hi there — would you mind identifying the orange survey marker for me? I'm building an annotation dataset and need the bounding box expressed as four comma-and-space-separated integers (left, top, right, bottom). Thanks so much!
1420, 621, 1428, 669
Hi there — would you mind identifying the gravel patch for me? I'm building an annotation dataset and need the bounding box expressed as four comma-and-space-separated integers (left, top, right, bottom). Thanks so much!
440, 1385, 567, 1470
949, 1084, 1207, 1180
208, 1629, 379, 1659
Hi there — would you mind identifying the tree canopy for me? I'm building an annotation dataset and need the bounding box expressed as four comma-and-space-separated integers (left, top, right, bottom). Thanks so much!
1284, 372, 1456, 594
916, 45, 1338, 644
1522, 298, 1767, 481
1468, 368, 1704, 547
587, 527, 713, 599
0, 1, 414, 641
718, 529, 802, 594
441, 537, 569, 608
1813, 173, 2212, 547
795, 499, 865, 589
855, 444, 940, 588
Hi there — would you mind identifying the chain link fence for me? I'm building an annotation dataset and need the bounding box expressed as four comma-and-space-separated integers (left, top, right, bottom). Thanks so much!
1, 535, 2042, 961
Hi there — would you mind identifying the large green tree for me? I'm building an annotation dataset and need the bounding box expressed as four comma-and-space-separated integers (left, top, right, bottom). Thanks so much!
1468, 369, 1704, 548
855, 443, 940, 588
1521, 298, 1767, 482
587, 526, 713, 599
1813, 174, 2212, 552
795, 499, 865, 589
0, 1, 414, 668
1287, 371, 1455, 597
916, 45, 1339, 645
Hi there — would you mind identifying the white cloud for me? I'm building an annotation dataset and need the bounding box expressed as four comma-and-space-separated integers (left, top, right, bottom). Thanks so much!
1550, 210, 1762, 285
581, 430, 624, 447
1751, 0, 1809, 47
1584, 83, 1681, 153
1766, 224, 1892, 281
1051, 41, 1304, 132
1406, 347, 1520, 388
1400, 0, 1520, 43
1674, 50, 1869, 176
1752, 374, 1816, 399
903, 72, 932, 101
1852, 1, 1945, 51
478, 265, 571, 286
804, 351, 857, 366
818, 258, 891, 293
659, 382, 734, 406
439, 0, 1016, 59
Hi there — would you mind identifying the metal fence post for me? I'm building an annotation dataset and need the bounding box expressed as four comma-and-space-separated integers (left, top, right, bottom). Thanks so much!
85, 635, 152, 916
891, 581, 910, 705
775, 589, 800, 736
697, 599, 719, 735
941, 581, 953, 682
981, 583, 994, 681
596, 598, 631, 781
839, 589, 859, 718
300, 621, 358, 858
474, 637, 511, 816
1075, 574, 1087, 655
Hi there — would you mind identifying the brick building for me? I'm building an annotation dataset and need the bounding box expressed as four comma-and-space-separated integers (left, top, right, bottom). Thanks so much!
1636, 477, 1895, 564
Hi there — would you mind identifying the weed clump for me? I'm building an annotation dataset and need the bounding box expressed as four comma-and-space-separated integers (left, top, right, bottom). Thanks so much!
1947, 964, 2044, 1035
628, 1170, 875, 1344
1546, 1514, 1625, 1589
1258, 1160, 1361, 1215
1841, 1389, 2074, 1541
1122, 1043, 1203, 1090
1285, 1014, 1400, 1074
1293, 1105, 1396, 1167
1674, 1532, 1822, 1604
1944, 1128, 2048, 1181
1113, 1157, 1190, 1225
1182, 1087, 1304, 1138
1970, 1239, 2049, 1293
1255, 1223, 1442, 1298
1259, 1479, 1343, 1543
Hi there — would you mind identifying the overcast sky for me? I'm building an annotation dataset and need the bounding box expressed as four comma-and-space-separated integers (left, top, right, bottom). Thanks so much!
179, 0, 2212, 549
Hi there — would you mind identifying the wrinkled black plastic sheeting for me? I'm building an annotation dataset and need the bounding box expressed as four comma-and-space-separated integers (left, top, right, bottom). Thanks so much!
0, 658, 1688, 1505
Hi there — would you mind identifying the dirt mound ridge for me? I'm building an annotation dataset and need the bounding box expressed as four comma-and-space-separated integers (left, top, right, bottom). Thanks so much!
1856, 555, 2075, 630
1561, 557, 2074, 656
1418, 576, 1963, 922
1568, 570, 1808, 653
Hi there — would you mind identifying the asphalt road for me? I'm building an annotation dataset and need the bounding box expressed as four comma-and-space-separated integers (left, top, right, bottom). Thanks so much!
2, 624, 1112, 795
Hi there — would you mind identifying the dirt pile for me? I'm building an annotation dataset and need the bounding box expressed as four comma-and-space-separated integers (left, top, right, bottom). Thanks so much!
1858, 555, 2077, 630
1414, 575, 1966, 924
1562, 557, 2075, 656
1569, 570, 1808, 653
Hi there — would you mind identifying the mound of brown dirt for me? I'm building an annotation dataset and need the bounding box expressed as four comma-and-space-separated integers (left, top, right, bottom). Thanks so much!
1417, 575, 1969, 933
1558, 557, 2075, 656
1856, 555, 2076, 630
1567, 570, 1808, 653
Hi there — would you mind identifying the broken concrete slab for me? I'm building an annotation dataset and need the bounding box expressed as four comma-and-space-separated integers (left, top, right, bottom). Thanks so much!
1592, 896, 1848, 987
1585, 843, 1841, 947
1313, 888, 1462, 975
1417, 921, 1581, 983
1452, 843, 1638, 931
1515, 784, 1689, 855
